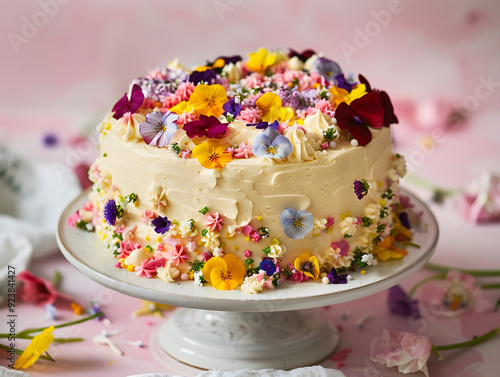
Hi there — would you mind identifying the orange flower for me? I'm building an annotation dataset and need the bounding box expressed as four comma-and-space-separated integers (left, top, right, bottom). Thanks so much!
202, 254, 246, 290
372, 235, 408, 261
192, 141, 232, 169
188, 84, 228, 117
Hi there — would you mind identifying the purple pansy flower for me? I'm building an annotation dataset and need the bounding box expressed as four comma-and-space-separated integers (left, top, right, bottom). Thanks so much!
139, 111, 179, 147
259, 259, 276, 276
112, 84, 145, 120
247, 120, 279, 130
223, 99, 242, 117
310, 57, 342, 82
189, 69, 217, 85
327, 268, 349, 284
280, 208, 314, 239
387, 285, 420, 318
252, 127, 293, 160
183, 115, 228, 139
152, 216, 171, 234
399, 212, 411, 229
104, 199, 118, 225
334, 73, 356, 92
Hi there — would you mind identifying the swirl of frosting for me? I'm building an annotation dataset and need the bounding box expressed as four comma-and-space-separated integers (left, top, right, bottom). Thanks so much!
114, 112, 145, 142
284, 124, 319, 162
303, 110, 333, 143
241, 275, 264, 294
225, 120, 261, 147
157, 262, 180, 283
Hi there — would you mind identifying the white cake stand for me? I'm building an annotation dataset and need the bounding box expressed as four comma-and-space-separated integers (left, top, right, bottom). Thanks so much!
57, 189, 438, 371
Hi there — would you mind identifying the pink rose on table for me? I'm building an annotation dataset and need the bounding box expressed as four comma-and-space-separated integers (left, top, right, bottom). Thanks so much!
459, 173, 500, 224
370, 329, 432, 376
17, 271, 72, 306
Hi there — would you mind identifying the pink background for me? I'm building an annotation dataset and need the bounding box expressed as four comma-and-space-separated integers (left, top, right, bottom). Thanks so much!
1, 1, 500, 376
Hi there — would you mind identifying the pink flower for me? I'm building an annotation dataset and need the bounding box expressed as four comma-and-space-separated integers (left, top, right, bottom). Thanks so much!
68, 211, 81, 227
142, 209, 158, 224
233, 142, 253, 158
163, 244, 188, 266
181, 150, 190, 159
315, 99, 334, 114
145, 68, 166, 80
202, 251, 213, 262
135, 257, 166, 278
331, 239, 349, 257
255, 270, 275, 290
117, 240, 141, 259
17, 271, 72, 306
370, 329, 432, 377
320, 142, 329, 150
458, 173, 500, 224
326, 217, 335, 228
244, 249, 252, 258
162, 93, 182, 110
296, 107, 317, 119
204, 212, 223, 232
236, 107, 262, 124
245, 73, 264, 89
174, 82, 195, 101
176, 111, 197, 125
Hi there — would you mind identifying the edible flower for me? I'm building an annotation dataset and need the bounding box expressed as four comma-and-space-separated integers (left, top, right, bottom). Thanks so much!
372, 235, 408, 261
189, 69, 217, 85
192, 141, 232, 169
459, 173, 500, 224
202, 254, 246, 290
327, 267, 349, 284
139, 111, 179, 147
17, 271, 72, 306
246, 47, 278, 73
183, 115, 228, 139
354, 179, 371, 200
334, 73, 356, 92
247, 120, 279, 130
335, 92, 385, 146
359, 74, 398, 126
293, 253, 320, 280
112, 84, 144, 120
222, 98, 242, 118
259, 259, 276, 276
152, 215, 171, 234
387, 285, 420, 318
168, 101, 194, 115
252, 127, 293, 160
104, 199, 118, 225
135, 257, 166, 278
280, 208, 314, 239
204, 212, 224, 232
164, 244, 188, 266
188, 84, 228, 117
310, 56, 342, 82
14, 326, 55, 370
255, 93, 293, 123
288, 48, 316, 62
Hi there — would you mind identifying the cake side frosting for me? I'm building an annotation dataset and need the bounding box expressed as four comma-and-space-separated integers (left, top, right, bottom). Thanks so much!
70, 48, 413, 293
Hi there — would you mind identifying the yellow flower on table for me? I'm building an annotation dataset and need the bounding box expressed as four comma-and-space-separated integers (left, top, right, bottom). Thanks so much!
188, 84, 228, 117
14, 326, 55, 370
294, 253, 320, 280
256, 92, 294, 123
192, 141, 232, 169
372, 235, 408, 261
202, 254, 246, 290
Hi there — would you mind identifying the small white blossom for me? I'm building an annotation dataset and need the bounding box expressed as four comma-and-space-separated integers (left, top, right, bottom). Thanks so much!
201, 229, 220, 250
361, 253, 374, 266
212, 247, 225, 258
194, 271, 204, 287
241, 275, 264, 294
312, 218, 328, 235
267, 244, 286, 258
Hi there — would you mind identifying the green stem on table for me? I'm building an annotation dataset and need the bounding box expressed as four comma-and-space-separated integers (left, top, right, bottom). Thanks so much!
0, 334, 84, 343
15, 311, 103, 338
0, 344, 55, 362
404, 175, 460, 197
425, 263, 500, 277
408, 273, 447, 298
480, 283, 500, 290
432, 327, 500, 360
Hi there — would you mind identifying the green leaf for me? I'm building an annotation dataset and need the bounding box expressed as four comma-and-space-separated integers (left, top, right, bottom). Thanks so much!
199, 206, 208, 215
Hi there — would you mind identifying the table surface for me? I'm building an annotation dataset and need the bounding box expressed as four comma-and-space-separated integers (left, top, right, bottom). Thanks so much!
1, 1, 500, 376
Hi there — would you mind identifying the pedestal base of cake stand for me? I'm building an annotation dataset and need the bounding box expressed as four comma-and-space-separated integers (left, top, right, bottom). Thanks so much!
150, 307, 339, 371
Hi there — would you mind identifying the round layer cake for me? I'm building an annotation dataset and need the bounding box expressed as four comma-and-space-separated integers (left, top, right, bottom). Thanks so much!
70, 48, 410, 293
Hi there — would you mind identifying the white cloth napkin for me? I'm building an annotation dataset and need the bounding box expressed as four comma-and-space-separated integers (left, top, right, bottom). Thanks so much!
128, 366, 346, 377
0, 146, 81, 300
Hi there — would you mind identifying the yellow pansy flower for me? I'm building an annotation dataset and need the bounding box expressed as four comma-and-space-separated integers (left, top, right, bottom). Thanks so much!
15, 326, 55, 370
202, 254, 246, 290
345, 83, 367, 104
192, 141, 232, 169
294, 253, 320, 280
329, 86, 350, 108
188, 84, 228, 117
246, 47, 279, 74
372, 235, 408, 261
169, 101, 194, 115
256, 92, 294, 123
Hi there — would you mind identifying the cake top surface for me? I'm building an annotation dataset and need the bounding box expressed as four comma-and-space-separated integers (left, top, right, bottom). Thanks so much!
104, 47, 398, 169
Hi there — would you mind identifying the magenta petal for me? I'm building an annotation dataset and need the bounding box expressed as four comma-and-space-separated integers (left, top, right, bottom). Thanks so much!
128, 84, 145, 113
112, 93, 129, 119
206, 122, 228, 139
184, 120, 206, 139
350, 92, 384, 129
379, 90, 398, 126
358, 74, 372, 92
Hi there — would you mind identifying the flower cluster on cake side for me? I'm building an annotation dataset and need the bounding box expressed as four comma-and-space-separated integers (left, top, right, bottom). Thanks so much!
69, 47, 417, 293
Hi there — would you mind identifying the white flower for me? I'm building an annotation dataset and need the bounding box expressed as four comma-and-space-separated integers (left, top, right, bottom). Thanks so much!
312, 218, 327, 235
201, 229, 220, 250
227, 225, 239, 238
165, 223, 181, 238
339, 217, 357, 237
241, 275, 264, 294
180, 220, 198, 237
186, 241, 197, 253
322, 246, 353, 268
194, 271, 204, 287
157, 262, 180, 283
364, 203, 381, 222
266, 244, 286, 258
212, 247, 225, 258
148, 182, 168, 213
361, 253, 374, 266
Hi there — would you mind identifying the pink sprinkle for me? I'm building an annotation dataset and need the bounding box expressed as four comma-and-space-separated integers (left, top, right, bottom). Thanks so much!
181, 150, 190, 159
326, 217, 335, 227
320, 142, 329, 150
